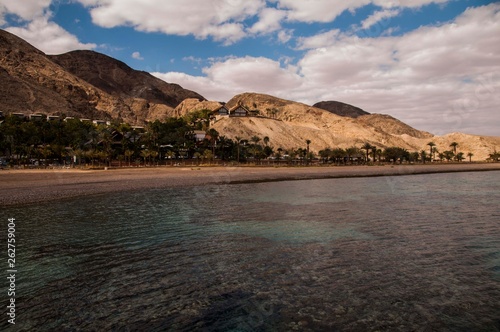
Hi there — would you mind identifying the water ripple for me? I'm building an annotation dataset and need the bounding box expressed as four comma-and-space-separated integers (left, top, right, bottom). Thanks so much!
1, 171, 499, 331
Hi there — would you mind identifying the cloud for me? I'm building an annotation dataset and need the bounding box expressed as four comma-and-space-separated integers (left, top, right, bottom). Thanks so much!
0, 0, 51, 23
277, 29, 293, 44
5, 16, 97, 54
279, 0, 370, 23
296, 29, 341, 50
153, 4, 500, 136
1, 1, 96, 54
76, 0, 265, 44
360, 9, 400, 30
248, 7, 287, 34
278, 0, 450, 23
153, 56, 302, 102
132, 51, 144, 60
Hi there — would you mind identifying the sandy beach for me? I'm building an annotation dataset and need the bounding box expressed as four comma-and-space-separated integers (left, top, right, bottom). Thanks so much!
1, 163, 500, 206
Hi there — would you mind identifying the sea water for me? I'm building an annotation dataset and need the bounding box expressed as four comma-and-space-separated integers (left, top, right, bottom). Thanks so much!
1, 171, 499, 331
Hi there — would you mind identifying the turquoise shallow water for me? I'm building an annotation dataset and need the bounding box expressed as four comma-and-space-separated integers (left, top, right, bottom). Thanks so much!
1, 171, 500, 331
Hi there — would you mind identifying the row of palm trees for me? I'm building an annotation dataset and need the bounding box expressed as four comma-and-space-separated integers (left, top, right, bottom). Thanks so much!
317, 141, 478, 164
1, 112, 497, 167
426, 141, 473, 162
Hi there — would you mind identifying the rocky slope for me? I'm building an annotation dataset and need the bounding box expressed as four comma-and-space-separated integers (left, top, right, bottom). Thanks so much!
313, 101, 369, 118
0, 29, 203, 123
49, 51, 204, 108
184, 93, 497, 161
1, 29, 498, 161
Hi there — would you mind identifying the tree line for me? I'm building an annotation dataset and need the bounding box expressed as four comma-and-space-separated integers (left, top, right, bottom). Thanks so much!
0, 112, 498, 167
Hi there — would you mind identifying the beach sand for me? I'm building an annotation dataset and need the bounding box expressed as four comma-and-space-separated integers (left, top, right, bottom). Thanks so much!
1, 163, 500, 206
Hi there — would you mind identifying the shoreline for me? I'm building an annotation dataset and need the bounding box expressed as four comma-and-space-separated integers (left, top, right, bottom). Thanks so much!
2, 163, 500, 207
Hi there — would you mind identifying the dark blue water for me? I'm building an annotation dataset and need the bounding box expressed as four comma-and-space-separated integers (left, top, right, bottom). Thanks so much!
1, 171, 499, 331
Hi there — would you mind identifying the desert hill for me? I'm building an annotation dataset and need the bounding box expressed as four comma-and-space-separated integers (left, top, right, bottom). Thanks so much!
181, 93, 498, 161
49, 51, 204, 108
313, 101, 369, 118
1, 29, 498, 161
201, 93, 431, 152
0, 29, 203, 123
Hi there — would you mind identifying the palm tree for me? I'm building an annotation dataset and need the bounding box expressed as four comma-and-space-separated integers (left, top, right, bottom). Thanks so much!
117, 155, 124, 167
263, 136, 270, 147
488, 150, 500, 162
165, 150, 176, 166
361, 142, 373, 163
420, 150, 427, 164
305, 139, 311, 166
319, 148, 331, 164
193, 152, 201, 166
140, 149, 151, 166
150, 150, 159, 166
411, 151, 420, 163
467, 152, 473, 163
427, 142, 435, 162
450, 142, 459, 157
443, 150, 454, 161
432, 147, 438, 161
207, 128, 219, 159
331, 148, 346, 165
124, 149, 134, 166
374, 148, 382, 163
203, 149, 213, 165
250, 136, 261, 160
346, 147, 359, 164
250, 135, 261, 145
74, 148, 85, 167
39, 144, 52, 167
235, 136, 242, 163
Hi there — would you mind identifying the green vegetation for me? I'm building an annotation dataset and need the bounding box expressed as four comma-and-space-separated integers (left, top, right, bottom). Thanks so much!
0, 113, 497, 168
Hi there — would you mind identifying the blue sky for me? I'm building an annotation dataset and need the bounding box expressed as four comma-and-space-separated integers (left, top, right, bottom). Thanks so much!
1, 0, 499, 136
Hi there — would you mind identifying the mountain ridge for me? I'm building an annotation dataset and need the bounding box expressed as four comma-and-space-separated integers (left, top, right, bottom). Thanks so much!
1, 29, 499, 160
0, 29, 203, 124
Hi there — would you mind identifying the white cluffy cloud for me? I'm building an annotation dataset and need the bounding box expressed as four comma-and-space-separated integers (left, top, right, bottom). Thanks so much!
360, 9, 401, 30
132, 51, 144, 60
153, 56, 302, 102
154, 4, 500, 136
77, 0, 266, 45
1, 1, 96, 54
6, 16, 96, 54
277, 0, 449, 23
73, 0, 451, 43
0, 0, 51, 24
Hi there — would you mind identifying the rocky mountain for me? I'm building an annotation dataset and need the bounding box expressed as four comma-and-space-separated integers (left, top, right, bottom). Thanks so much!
49, 51, 204, 108
0, 29, 203, 124
1, 29, 498, 161
182, 93, 498, 161
313, 101, 369, 118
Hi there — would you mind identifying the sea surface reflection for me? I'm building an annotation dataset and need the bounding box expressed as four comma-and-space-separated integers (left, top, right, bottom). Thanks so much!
2, 171, 499, 331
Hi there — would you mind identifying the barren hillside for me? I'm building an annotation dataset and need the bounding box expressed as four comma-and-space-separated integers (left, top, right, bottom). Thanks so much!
0, 29, 203, 124
189, 93, 497, 161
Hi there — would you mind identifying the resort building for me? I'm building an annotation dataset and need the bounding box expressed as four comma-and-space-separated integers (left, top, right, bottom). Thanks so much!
12, 113, 26, 119
193, 130, 206, 142
214, 105, 229, 117
29, 114, 44, 121
230, 105, 249, 117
